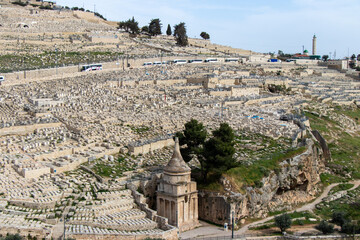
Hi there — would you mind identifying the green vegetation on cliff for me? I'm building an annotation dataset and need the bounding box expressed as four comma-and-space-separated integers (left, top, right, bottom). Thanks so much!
315, 186, 360, 222
225, 146, 307, 192
304, 105, 360, 180
176, 120, 308, 192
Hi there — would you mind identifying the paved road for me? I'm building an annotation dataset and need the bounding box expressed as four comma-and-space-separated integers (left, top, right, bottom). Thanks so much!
180, 180, 360, 239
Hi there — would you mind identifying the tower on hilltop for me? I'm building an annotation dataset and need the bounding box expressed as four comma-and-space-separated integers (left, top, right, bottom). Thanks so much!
312, 34, 317, 55
157, 137, 199, 232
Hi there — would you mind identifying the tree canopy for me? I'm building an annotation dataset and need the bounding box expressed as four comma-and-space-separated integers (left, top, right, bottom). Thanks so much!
173, 22, 188, 46
118, 17, 139, 35
331, 211, 348, 227
200, 31, 210, 40
203, 123, 236, 180
176, 119, 207, 181
315, 220, 335, 234
176, 121, 237, 182
176, 119, 207, 163
1, 234, 24, 240
141, 25, 149, 33
322, 55, 329, 61
274, 214, 292, 233
166, 24, 172, 36
149, 18, 162, 36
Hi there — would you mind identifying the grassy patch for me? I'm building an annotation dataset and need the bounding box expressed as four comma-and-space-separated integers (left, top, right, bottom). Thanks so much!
130, 126, 150, 134
92, 156, 134, 178
304, 106, 360, 180
320, 173, 346, 186
249, 224, 272, 230
226, 146, 307, 191
198, 181, 224, 192
315, 186, 360, 221
329, 183, 354, 194
288, 211, 317, 219
268, 210, 286, 216
334, 106, 360, 123
252, 211, 318, 230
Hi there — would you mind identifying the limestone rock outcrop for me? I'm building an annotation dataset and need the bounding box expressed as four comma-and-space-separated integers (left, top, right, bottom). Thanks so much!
198, 139, 325, 225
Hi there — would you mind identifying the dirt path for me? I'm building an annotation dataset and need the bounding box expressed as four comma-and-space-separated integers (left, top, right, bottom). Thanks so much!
52, 203, 73, 240
180, 180, 360, 239
236, 180, 360, 235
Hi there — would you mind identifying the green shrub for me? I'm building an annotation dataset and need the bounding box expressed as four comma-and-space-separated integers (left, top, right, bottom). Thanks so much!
341, 222, 360, 234
315, 220, 335, 234
331, 212, 348, 227
12, 1, 28, 7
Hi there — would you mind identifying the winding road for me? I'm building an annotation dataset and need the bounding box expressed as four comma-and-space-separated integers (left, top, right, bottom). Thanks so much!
180, 180, 360, 239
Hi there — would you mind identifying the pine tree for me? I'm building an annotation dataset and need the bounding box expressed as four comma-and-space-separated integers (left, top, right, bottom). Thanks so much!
149, 18, 162, 36
166, 24, 172, 36
173, 22, 188, 46
203, 123, 236, 181
176, 119, 207, 162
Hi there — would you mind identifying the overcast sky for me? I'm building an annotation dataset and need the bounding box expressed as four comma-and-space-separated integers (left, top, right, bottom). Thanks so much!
56, 0, 360, 59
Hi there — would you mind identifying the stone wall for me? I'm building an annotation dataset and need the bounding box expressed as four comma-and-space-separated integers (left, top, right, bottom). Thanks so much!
21, 166, 51, 178
198, 193, 231, 225
80, 165, 106, 183
128, 138, 174, 155
9, 198, 58, 209
0, 122, 62, 136
181, 234, 360, 240
126, 181, 179, 240
209, 90, 231, 97
50, 158, 87, 174
0, 227, 48, 240
67, 231, 178, 240
231, 87, 259, 96
312, 130, 331, 161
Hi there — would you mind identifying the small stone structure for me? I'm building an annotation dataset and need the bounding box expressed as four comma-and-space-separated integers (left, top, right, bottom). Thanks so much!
157, 138, 199, 232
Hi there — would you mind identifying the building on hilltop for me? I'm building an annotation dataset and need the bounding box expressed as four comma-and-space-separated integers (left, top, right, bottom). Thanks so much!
292, 49, 321, 60
312, 34, 317, 55
157, 137, 199, 232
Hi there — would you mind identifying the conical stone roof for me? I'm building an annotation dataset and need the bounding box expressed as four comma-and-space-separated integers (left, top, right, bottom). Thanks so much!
164, 137, 191, 173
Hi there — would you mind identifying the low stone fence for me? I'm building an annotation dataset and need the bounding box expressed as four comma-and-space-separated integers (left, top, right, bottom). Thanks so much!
67, 232, 178, 240
0, 226, 49, 240
80, 165, 106, 183
0, 122, 62, 136
127, 182, 179, 239
128, 137, 174, 155
182, 234, 360, 240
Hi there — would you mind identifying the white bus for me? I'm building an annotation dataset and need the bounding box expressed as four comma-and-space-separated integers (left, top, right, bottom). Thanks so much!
0, 76, 4, 85
204, 58, 218, 63
143, 62, 153, 66
80, 64, 103, 72
225, 58, 239, 62
173, 59, 187, 64
153, 61, 162, 65
188, 59, 203, 64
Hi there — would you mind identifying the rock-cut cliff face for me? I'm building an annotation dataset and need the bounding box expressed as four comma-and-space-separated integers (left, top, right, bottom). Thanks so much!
198, 139, 325, 225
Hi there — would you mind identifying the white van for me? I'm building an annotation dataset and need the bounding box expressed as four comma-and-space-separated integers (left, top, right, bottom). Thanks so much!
173, 59, 187, 64
204, 58, 218, 63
